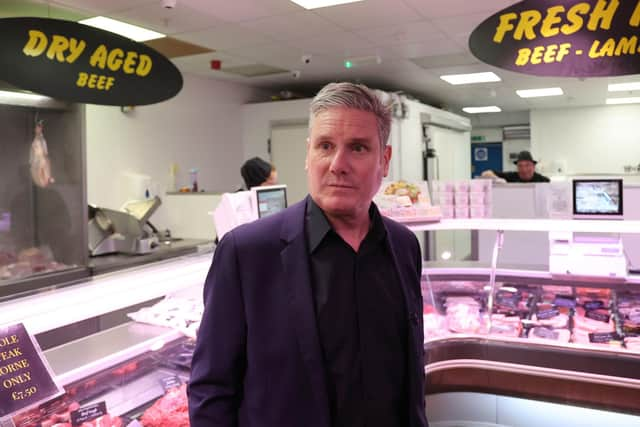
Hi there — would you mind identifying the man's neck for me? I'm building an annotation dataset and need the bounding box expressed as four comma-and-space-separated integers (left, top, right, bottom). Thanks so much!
325, 210, 371, 252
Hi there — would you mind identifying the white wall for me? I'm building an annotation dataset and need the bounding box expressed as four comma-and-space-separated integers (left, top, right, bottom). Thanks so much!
86, 74, 267, 230
241, 98, 311, 161
531, 105, 640, 176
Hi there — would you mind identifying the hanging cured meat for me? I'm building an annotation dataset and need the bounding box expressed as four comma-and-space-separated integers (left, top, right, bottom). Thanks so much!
30, 119, 54, 188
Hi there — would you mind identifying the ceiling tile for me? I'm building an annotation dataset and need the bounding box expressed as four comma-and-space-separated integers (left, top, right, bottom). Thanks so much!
50, 0, 155, 15
312, 0, 422, 30
110, 2, 225, 34
386, 38, 465, 59
403, 0, 514, 19
175, 23, 276, 50
185, 0, 301, 22
355, 20, 442, 45
288, 31, 373, 55
238, 10, 344, 41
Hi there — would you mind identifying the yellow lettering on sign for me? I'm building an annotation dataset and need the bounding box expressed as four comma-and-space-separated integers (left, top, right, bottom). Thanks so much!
516, 48, 531, 66
107, 48, 124, 71
514, 10, 542, 41
90, 45, 108, 69
22, 30, 48, 57
46, 35, 69, 62
630, 0, 640, 27
589, 38, 616, 58
123, 51, 138, 74
514, 42, 572, 66
67, 38, 86, 63
136, 54, 152, 76
587, 0, 619, 31
540, 6, 565, 37
494, 12, 518, 43
615, 36, 638, 55
561, 2, 590, 35
77, 72, 116, 91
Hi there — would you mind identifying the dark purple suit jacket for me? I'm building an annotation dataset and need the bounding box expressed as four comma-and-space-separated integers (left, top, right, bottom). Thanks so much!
188, 197, 427, 427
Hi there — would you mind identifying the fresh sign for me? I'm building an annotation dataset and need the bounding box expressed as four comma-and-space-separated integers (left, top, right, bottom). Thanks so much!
469, 0, 640, 77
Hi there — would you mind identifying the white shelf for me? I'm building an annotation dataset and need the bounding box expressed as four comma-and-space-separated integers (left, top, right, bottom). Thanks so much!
403, 218, 640, 234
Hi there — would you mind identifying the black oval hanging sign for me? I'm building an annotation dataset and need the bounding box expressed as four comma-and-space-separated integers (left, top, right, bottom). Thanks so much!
469, 0, 640, 77
0, 17, 183, 105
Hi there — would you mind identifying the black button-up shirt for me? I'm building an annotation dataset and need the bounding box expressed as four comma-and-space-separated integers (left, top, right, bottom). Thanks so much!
305, 197, 408, 427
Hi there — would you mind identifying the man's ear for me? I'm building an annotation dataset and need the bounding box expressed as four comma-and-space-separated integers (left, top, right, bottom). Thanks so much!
382, 144, 392, 177
305, 137, 310, 171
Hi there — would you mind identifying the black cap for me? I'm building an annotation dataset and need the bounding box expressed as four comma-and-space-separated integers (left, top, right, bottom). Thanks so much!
513, 150, 537, 165
241, 157, 271, 189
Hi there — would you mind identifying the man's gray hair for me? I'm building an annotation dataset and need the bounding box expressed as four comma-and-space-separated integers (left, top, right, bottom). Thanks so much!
309, 82, 392, 147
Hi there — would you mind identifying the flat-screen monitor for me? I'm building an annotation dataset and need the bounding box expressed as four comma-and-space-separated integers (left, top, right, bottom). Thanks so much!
572, 178, 623, 219
252, 185, 288, 218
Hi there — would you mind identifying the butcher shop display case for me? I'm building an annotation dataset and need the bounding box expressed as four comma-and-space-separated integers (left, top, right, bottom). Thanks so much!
413, 217, 640, 416
0, 102, 87, 299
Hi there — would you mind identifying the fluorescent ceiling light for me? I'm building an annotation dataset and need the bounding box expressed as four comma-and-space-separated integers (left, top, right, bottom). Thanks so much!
608, 82, 640, 92
79, 16, 165, 42
462, 106, 502, 114
440, 72, 501, 85
0, 90, 52, 103
289, 0, 364, 9
516, 87, 563, 98
606, 97, 640, 105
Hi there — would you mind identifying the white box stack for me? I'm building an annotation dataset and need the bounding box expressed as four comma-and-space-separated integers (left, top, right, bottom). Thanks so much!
469, 179, 492, 218
432, 179, 492, 218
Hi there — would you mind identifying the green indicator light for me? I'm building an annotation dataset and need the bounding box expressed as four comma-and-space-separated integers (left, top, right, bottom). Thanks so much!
344, 60, 353, 69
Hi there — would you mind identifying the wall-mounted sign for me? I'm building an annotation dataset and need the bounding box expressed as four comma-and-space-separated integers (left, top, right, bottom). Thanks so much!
0, 323, 63, 419
0, 17, 183, 105
469, 0, 640, 77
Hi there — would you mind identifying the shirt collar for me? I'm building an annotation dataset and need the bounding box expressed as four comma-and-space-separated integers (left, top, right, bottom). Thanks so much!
305, 197, 386, 254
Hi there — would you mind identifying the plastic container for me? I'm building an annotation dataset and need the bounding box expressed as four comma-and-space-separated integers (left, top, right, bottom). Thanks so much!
469, 191, 486, 205
438, 180, 455, 192
454, 192, 469, 205
454, 180, 470, 193
437, 192, 454, 205
469, 204, 486, 218
441, 204, 455, 219
470, 178, 491, 192
454, 205, 470, 218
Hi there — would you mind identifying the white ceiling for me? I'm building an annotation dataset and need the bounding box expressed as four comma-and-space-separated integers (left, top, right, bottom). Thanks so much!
6, 0, 640, 115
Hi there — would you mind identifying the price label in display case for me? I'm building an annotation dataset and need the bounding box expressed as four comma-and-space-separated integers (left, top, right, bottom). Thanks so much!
0, 323, 63, 420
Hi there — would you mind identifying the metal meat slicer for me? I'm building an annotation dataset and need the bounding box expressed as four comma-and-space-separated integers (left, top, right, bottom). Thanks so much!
88, 196, 161, 256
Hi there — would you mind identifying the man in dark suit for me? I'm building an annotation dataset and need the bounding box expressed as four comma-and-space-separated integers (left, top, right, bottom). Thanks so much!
188, 82, 427, 427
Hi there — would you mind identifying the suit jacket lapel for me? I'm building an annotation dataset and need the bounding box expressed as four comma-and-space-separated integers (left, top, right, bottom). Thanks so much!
280, 198, 330, 426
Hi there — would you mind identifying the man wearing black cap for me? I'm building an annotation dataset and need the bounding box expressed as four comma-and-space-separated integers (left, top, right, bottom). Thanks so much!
481, 150, 550, 183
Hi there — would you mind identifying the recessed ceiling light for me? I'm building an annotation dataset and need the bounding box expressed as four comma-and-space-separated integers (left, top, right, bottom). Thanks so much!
608, 82, 640, 92
289, 0, 364, 9
0, 90, 52, 103
516, 87, 564, 98
462, 106, 502, 114
79, 16, 165, 42
440, 72, 501, 85
606, 97, 640, 105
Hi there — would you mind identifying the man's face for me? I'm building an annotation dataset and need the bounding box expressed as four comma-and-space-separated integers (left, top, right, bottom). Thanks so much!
306, 107, 391, 220
517, 160, 535, 181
